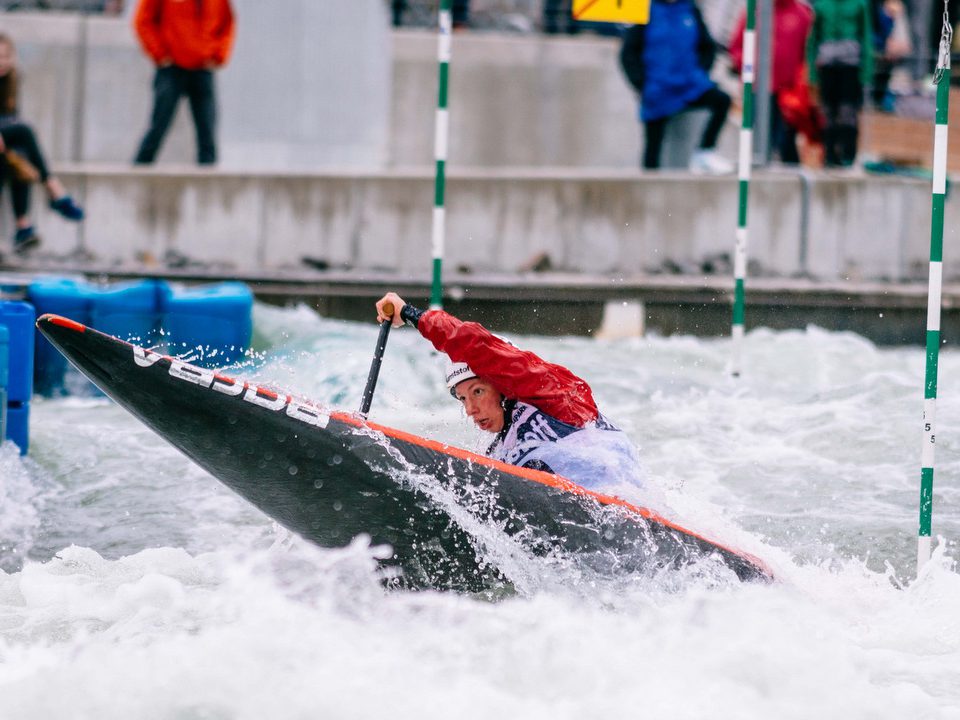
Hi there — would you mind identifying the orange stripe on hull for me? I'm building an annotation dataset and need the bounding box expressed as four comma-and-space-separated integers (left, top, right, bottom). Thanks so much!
332, 410, 773, 579
41, 314, 87, 333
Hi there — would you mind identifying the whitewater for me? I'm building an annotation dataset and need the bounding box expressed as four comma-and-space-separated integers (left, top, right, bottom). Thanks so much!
1, 302, 958, 719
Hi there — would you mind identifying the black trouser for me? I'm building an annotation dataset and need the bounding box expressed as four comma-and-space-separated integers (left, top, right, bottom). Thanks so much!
452, 0, 469, 25
0, 121, 51, 219
135, 65, 217, 165
544, 0, 577, 33
391, 0, 405, 25
818, 63, 863, 167
872, 60, 892, 107
770, 96, 800, 165
642, 87, 731, 169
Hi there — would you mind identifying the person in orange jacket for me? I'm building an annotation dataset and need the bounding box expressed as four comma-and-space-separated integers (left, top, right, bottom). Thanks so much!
132, 0, 236, 165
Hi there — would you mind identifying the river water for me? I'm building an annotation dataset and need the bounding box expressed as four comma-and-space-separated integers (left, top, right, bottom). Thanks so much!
1, 303, 958, 718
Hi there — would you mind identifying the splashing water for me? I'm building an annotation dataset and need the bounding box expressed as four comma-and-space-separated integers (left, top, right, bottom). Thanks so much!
1, 303, 959, 717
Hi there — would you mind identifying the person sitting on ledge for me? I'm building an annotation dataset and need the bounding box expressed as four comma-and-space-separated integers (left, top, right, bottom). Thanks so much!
0, 32, 84, 256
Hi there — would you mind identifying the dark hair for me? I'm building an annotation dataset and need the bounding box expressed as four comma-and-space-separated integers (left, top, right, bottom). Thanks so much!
0, 34, 18, 116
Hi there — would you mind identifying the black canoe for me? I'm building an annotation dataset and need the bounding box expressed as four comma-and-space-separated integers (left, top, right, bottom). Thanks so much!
37, 314, 773, 591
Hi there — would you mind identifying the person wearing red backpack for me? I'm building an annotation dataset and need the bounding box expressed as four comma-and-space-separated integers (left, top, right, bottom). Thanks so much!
729, 0, 816, 165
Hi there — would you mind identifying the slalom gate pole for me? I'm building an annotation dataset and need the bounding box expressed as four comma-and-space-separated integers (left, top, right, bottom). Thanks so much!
360, 302, 395, 418
430, 0, 453, 311
731, 0, 756, 378
917, 2, 953, 576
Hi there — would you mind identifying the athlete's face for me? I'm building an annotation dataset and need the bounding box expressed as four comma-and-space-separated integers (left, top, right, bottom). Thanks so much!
454, 378, 504, 433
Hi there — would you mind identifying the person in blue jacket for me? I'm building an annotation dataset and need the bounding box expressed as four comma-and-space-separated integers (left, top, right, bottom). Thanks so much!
619, 0, 733, 173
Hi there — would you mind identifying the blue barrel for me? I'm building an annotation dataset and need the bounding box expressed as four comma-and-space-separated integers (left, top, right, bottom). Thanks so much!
0, 301, 35, 404
28, 278, 166, 395
0, 324, 7, 445
159, 282, 253, 366
0, 322, 8, 390
0, 300, 34, 454
0, 386, 6, 451
28, 278, 94, 396
6, 403, 29, 455
90, 279, 164, 346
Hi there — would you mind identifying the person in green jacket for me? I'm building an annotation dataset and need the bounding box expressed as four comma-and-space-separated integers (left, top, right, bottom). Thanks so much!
807, 0, 873, 167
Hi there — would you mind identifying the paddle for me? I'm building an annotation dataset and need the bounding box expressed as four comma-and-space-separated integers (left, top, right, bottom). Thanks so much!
359, 301, 394, 418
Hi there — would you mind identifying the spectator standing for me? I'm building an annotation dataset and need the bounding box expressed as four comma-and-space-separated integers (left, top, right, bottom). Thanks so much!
453, 0, 470, 29
391, 0, 406, 27
132, 0, 236, 165
619, 0, 734, 173
729, 0, 815, 164
0, 33, 84, 256
807, 0, 873, 167
870, 0, 911, 111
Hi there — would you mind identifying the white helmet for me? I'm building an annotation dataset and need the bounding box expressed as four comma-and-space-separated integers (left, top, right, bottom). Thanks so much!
445, 360, 477, 397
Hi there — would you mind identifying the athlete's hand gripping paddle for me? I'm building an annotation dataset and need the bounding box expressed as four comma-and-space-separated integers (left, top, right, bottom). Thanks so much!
359, 302, 394, 418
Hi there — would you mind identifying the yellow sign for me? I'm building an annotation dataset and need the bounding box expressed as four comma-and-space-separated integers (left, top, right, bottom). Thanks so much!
572, 0, 650, 25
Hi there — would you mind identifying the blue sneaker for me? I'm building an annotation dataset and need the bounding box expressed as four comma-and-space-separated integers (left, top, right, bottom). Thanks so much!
13, 226, 40, 254
49, 195, 84, 221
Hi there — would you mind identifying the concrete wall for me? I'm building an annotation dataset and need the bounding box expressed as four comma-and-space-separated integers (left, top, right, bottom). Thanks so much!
3, 10, 949, 287
26, 167, 958, 284
389, 30, 646, 168
2, 10, 734, 170
2, 2, 392, 168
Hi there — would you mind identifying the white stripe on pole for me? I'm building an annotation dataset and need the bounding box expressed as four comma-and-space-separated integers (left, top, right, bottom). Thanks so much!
918, 535, 932, 572
434, 109, 449, 160
734, 228, 748, 277
927, 262, 943, 331
934, 125, 948, 194
438, 14, 452, 59
922, 398, 937, 466
732, 324, 745, 372
738, 130, 753, 181
742, 31, 756, 83
432, 206, 446, 258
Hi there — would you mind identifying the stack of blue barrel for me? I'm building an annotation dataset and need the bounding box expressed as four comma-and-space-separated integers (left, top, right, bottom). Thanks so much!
28, 278, 253, 396
0, 323, 6, 444
0, 278, 252, 453
0, 300, 35, 455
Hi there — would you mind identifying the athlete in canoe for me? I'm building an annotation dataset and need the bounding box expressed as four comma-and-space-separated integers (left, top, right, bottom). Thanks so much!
376, 292, 643, 490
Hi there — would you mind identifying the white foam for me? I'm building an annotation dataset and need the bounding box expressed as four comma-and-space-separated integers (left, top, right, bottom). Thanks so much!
3, 308, 960, 716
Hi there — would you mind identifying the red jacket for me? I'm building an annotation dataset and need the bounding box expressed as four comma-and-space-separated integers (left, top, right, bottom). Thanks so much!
418, 310, 599, 427
729, 0, 813, 93
134, 0, 236, 70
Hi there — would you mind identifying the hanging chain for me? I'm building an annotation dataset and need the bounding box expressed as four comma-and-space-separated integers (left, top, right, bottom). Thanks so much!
934, 0, 953, 84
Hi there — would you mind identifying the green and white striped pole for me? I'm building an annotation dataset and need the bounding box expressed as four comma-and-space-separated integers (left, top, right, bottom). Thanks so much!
430, 0, 453, 310
732, 0, 756, 377
917, 4, 952, 575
